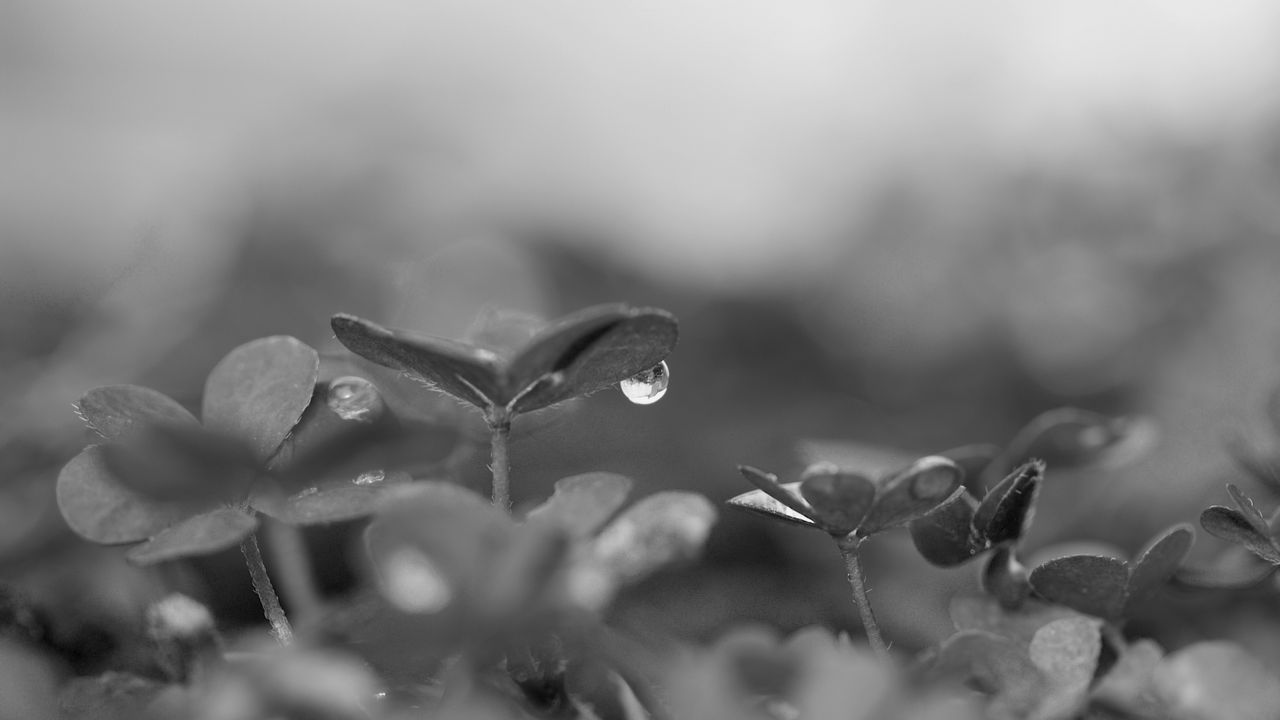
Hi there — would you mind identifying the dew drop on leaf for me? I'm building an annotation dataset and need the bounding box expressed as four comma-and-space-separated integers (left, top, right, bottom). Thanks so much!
353, 469, 386, 486
620, 361, 669, 405
326, 376, 385, 422
292, 486, 320, 499
381, 546, 452, 613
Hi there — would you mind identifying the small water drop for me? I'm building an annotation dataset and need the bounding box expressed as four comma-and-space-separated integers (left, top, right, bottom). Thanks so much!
619, 361, 669, 405
293, 486, 319, 499
354, 469, 386, 486
326, 376, 385, 423
381, 546, 452, 613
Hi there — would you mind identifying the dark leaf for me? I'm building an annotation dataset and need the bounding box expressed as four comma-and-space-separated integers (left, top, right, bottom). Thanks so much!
1226, 484, 1270, 536
510, 306, 678, 413
1006, 408, 1155, 470
1126, 523, 1194, 607
252, 470, 413, 525
202, 336, 319, 464
56, 446, 201, 544
126, 507, 258, 565
74, 385, 198, 442
1200, 506, 1280, 564
101, 425, 251, 502
973, 461, 1043, 547
736, 465, 816, 522
589, 492, 716, 587
1027, 617, 1102, 719
1029, 555, 1129, 620
331, 314, 504, 409
798, 466, 876, 535
908, 490, 980, 566
859, 456, 962, 536
982, 546, 1030, 609
524, 472, 633, 539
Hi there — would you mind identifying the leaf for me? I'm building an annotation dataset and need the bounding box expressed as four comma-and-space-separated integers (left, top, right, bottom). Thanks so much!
510, 306, 679, 413
590, 492, 716, 587
798, 467, 876, 535
859, 456, 962, 536
1028, 555, 1129, 620
725, 487, 816, 529
736, 465, 816, 522
202, 336, 319, 464
482, 522, 571, 620
1028, 617, 1102, 720
126, 507, 258, 565
940, 443, 1003, 495
1200, 506, 1280, 564
1227, 484, 1271, 536
252, 471, 413, 525
949, 595, 1081, 646
56, 446, 201, 544
929, 630, 1043, 716
973, 461, 1043, 547
100, 425, 252, 502
982, 546, 1031, 609
524, 472, 633, 539
908, 490, 980, 566
331, 314, 504, 409
1126, 523, 1194, 607
1152, 642, 1280, 720
1007, 408, 1155, 470
74, 385, 198, 442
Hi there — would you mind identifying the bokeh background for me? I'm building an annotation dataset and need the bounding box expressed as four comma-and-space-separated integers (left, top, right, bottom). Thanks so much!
5, 0, 1280, 675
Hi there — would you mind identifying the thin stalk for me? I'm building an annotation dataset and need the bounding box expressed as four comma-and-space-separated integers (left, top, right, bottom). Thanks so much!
488, 409, 512, 510
836, 535, 887, 658
240, 532, 293, 645
264, 520, 323, 625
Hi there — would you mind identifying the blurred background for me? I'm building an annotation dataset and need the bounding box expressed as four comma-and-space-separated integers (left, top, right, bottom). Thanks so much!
4, 0, 1280, 673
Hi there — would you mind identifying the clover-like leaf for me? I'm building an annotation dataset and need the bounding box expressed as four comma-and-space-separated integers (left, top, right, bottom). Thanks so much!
74, 385, 200, 442
524, 472, 633, 539
973, 461, 1043, 547
1200, 505, 1280, 564
798, 467, 876, 536
590, 491, 716, 587
859, 456, 963, 536
908, 490, 980, 566
125, 507, 258, 565
252, 470, 413, 525
57, 446, 204, 545
1125, 523, 1194, 608
1028, 555, 1130, 620
1027, 616, 1102, 720
203, 336, 319, 464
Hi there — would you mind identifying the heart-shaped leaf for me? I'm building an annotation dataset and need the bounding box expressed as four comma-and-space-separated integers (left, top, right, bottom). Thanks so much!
508, 305, 679, 413
1028, 616, 1102, 719
1226, 484, 1271, 536
908, 490, 980, 566
57, 446, 204, 544
799, 467, 876, 535
1125, 523, 1194, 608
1200, 505, 1280, 564
74, 385, 199, 442
859, 456, 962, 536
1007, 408, 1155, 470
252, 470, 413, 525
524, 472, 633, 539
982, 546, 1031, 609
202, 336, 319, 464
590, 492, 716, 587
332, 314, 504, 410
973, 461, 1043, 547
126, 507, 258, 565
1029, 555, 1129, 620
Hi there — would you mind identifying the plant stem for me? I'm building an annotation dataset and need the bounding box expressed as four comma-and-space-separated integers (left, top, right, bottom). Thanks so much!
240, 532, 293, 645
488, 410, 512, 510
836, 535, 887, 658
264, 520, 323, 625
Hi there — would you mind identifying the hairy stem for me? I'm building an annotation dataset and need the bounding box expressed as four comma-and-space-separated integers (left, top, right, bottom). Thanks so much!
241, 532, 293, 645
836, 535, 887, 658
264, 520, 322, 625
488, 410, 512, 510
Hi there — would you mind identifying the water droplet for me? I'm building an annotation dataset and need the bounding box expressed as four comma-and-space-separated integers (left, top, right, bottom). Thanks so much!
619, 361, 669, 405
354, 469, 386, 486
381, 546, 452, 613
292, 486, 319, 500
326, 376, 385, 423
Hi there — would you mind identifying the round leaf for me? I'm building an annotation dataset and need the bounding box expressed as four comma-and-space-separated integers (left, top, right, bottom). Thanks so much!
331, 314, 504, 409
1029, 555, 1129, 619
1200, 506, 1280, 564
973, 461, 1043, 547
202, 336, 319, 464
798, 467, 876, 535
57, 446, 200, 544
74, 385, 198, 442
909, 489, 980, 566
524, 472, 633, 539
590, 491, 716, 587
126, 507, 258, 565
1028, 616, 1102, 719
859, 456, 962, 536
1126, 523, 1194, 607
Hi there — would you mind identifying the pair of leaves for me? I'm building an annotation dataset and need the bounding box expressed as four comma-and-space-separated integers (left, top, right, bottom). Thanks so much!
364, 474, 717, 631
331, 304, 678, 417
1025, 524, 1195, 620
910, 461, 1045, 567
727, 456, 964, 539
